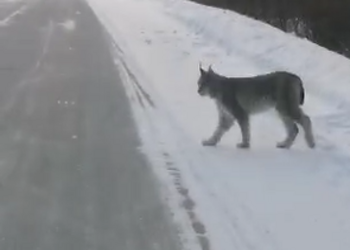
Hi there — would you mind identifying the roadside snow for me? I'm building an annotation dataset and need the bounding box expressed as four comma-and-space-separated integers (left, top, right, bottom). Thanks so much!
58, 19, 76, 32
0, 0, 22, 2
0, 0, 29, 26
85, 0, 350, 250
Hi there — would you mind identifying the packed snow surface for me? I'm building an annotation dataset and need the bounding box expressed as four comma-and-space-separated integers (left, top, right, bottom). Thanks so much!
86, 0, 350, 249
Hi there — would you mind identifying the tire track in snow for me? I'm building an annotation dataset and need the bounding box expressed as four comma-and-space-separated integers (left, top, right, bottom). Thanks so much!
102, 20, 156, 109
163, 150, 211, 250
109, 39, 210, 250
111, 40, 279, 250
0, 19, 55, 117
0, 2, 29, 26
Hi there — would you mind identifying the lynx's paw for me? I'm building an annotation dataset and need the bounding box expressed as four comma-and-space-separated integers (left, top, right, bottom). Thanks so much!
202, 139, 217, 146
307, 140, 316, 149
276, 141, 292, 149
305, 135, 316, 149
236, 142, 250, 149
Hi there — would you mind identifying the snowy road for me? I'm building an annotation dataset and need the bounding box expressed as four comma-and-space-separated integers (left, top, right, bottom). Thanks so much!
1, 0, 349, 249
85, 0, 350, 250
0, 0, 182, 249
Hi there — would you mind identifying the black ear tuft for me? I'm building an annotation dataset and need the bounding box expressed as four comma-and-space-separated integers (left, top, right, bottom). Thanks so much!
208, 64, 213, 73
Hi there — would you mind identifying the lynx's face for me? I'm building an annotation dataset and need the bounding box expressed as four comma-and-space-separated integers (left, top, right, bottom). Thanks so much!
197, 67, 211, 96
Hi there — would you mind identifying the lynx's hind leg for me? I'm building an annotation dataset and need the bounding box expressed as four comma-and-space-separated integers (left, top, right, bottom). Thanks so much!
278, 79, 315, 149
283, 104, 316, 149
276, 112, 299, 149
235, 113, 250, 149
293, 109, 316, 148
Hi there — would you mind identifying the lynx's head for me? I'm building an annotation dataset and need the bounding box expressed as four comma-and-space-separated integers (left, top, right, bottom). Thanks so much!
197, 63, 216, 97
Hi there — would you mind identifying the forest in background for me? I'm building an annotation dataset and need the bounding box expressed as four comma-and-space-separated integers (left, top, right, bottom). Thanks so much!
190, 0, 350, 58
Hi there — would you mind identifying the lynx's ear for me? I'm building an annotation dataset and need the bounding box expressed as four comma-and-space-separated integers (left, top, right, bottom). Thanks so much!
199, 62, 205, 75
208, 64, 213, 73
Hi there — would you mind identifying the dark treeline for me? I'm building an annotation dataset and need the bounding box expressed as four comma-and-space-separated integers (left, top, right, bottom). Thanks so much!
190, 0, 350, 57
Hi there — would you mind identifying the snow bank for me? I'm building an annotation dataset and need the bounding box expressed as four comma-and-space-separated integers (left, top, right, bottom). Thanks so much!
86, 0, 350, 250
0, 0, 29, 27
165, 0, 350, 105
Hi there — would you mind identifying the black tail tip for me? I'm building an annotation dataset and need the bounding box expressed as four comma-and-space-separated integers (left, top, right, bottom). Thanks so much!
300, 87, 305, 105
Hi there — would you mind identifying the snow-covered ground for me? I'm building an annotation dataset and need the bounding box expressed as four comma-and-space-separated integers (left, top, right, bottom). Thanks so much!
0, 0, 22, 3
85, 0, 350, 249
0, 0, 30, 27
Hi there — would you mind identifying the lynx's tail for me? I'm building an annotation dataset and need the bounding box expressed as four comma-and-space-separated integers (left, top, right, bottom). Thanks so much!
286, 75, 305, 113
293, 75, 305, 106
299, 81, 305, 105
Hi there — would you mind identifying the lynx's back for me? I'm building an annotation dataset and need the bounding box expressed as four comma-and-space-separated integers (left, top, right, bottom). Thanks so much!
218, 71, 304, 114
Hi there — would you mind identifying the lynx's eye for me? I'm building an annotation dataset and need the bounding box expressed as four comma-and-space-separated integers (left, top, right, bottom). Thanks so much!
197, 77, 204, 86
197, 76, 208, 95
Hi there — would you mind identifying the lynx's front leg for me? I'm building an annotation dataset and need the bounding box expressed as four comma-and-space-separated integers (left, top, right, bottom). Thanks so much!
236, 115, 250, 149
202, 103, 234, 146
